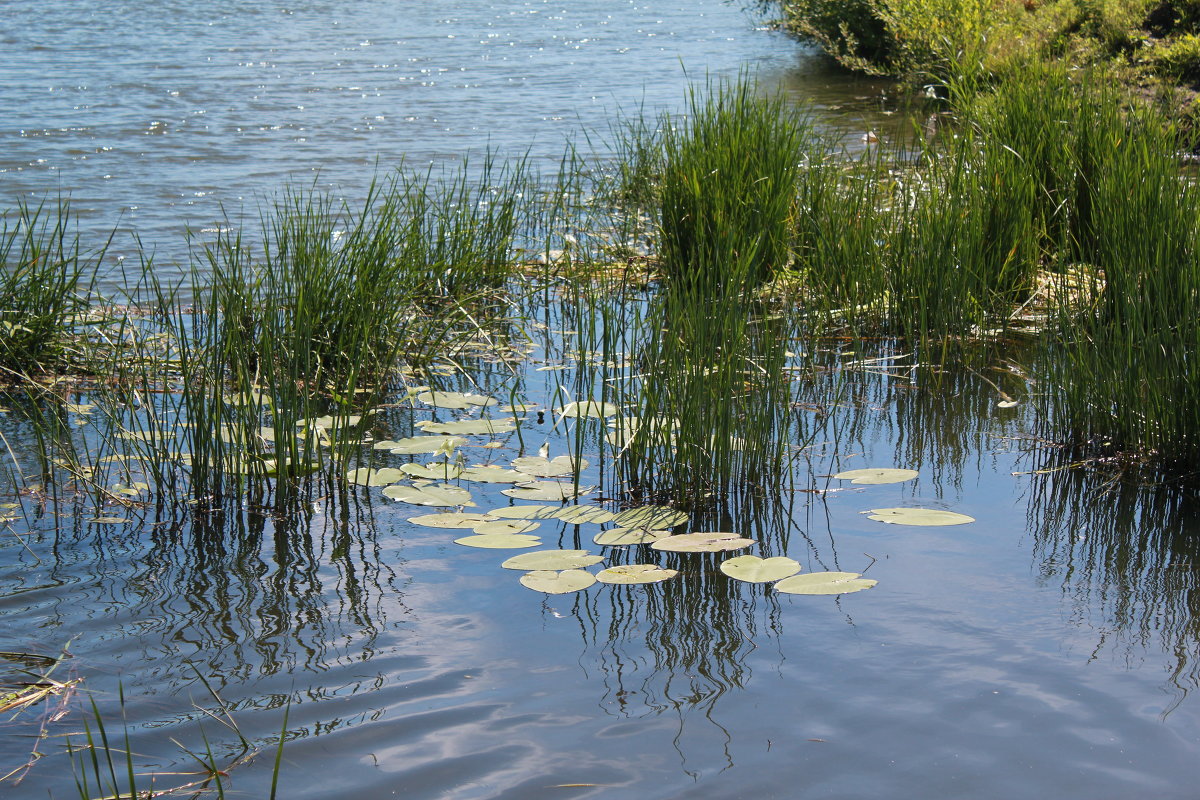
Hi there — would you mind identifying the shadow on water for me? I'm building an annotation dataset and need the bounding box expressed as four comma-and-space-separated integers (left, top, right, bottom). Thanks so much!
1026, 458, 1200, 715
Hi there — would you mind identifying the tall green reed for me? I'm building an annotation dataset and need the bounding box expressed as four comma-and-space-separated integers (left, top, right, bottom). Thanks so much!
0, 200, 104, 379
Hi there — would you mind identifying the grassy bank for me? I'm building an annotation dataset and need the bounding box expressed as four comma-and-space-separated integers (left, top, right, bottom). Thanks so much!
764, 0, 1200, 120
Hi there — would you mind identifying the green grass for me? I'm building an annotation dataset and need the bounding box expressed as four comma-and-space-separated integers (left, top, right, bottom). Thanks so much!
0, 200, 104, 380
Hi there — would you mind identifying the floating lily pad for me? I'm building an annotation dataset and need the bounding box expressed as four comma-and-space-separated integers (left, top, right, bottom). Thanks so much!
401, 462, 463, 480
416, 418, 517, 436
519, 569, 596, 594
472, 519, 540, 535
88, 516, 129, 524
501, 481, 593, 502
382, 483, 475, 507
719, 555, 802, 583
346, 467, 407, 487
501, 549, 604, 571
301, 414, 365, 430
454, 533, 542, 549
556, 401, 620, 419
651, 532, 755, 553
484, 505, 565, 520
458, 466, 529, 483
596, 564, 678, 585
374, 435, 467, 454
593, 528, 670, 546
774, 572, 877, 595
864, 507, 975, 526
553, 505, 615, 524
612, 506, 688, 530
510, 455, 586, 478
415, 391, 498, 409
834, 468, 919, 485
408, 512, 495, 528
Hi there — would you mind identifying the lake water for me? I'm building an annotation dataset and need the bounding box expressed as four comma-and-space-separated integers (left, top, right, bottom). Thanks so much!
0, 0, 890, 275
3, 3, 1200, 800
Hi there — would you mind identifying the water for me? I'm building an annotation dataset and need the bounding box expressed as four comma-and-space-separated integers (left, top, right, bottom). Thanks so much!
0, 0, 890, 276
4, 3, 1200, 799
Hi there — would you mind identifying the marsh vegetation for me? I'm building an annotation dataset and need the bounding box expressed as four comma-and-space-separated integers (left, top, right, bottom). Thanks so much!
5, 64, 1200, 797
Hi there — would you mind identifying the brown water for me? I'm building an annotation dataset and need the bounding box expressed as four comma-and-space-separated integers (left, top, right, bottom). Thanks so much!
2, 3, 1199, 800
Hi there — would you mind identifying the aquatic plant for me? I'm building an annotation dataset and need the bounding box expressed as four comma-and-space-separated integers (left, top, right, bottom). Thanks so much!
0, 200, 103, 380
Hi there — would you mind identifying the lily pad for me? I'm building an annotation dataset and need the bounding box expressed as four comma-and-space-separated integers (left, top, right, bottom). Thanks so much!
484, 505, 565, 520
834, 468, 919, 485
501, 549, 604, 571
501, 481, 593, 502
774, 572, 877, 595
719, 555, 802, 583
416, 418, 517, 436
374, 436, 467, 454
556, 400, 620, 419
510, 455, 586, 478
408, 512, 496, 528
612, 506, 688, 530
382, 483, 476, 507
864, 507, 975, 526
415, 391, 498, 409
553, 505, 616, 524
458, 466, 529, 483
346, 467, 408, 487
651, 532, 755, 553
596, 564, 678, 585
400, 462, 463, 481
593, 528, 670, 546
472, 519, 541, 535
301, 414, 365, 430
454, 533, 542, 549
519, 569, 596, 594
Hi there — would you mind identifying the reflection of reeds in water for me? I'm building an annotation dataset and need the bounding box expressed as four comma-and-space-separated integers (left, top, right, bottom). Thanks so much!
1026, 458, 1200, 713
561, 500, 811, 772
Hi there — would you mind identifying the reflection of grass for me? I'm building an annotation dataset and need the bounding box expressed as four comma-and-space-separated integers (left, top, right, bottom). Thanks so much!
69, 675, 288, 800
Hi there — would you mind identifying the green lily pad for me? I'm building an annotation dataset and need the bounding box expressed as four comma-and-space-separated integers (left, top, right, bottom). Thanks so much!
484, 505, 565, 520
501, 549, 604, 571
556, 401, 620, 419
553, 505, 616, 524
472, 519, 541, 535
415, 391, 498, 409
407, 512, 496, 528
454, 533, 542, 549
501, 481, 592, 502
416, 418, 517, 436
458, 466, 530, 483
651, 532, 755, 553
774, 572, 877, 595
864, 507, 975, 526
595, 564, 678, 585
382, 483, 476, 507
593, 528, 670, 546
834, 468, 919, 485
374, 436, 467, 454
719, 555, 802, 583
88, 516, 129, 524
611, 506, 688, 530
301, 414, 365, 430
510, 455, 586, 478
401, 462, 463, 480
519, 569, 597, 594
346, 467, 408, 487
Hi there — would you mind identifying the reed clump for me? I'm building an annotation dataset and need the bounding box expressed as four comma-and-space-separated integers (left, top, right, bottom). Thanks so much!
0, 200, 103, 380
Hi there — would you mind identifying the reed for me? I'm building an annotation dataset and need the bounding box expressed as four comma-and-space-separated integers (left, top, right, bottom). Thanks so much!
0, 200, 103, 380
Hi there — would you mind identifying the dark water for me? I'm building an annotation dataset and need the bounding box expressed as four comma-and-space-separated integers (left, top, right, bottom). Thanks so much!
3, 3, 1200, 800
